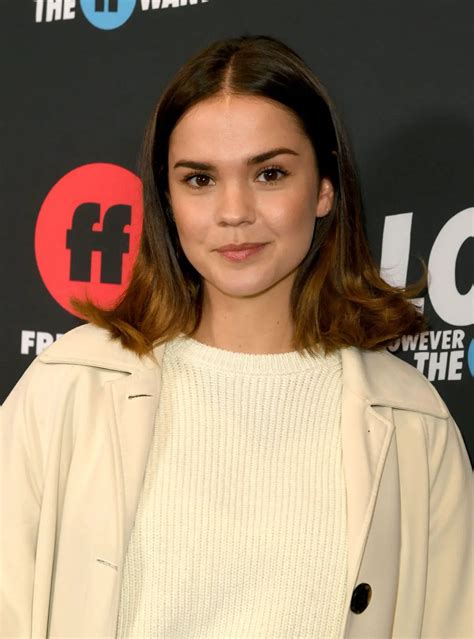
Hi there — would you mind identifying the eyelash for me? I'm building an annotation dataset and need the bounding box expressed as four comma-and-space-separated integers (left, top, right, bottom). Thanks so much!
182, 165, 290, 189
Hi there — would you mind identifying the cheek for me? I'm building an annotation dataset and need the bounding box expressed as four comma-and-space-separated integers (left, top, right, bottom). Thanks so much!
268, 193, 316, 242
175, 215, 201, 241
171, 198, 207, 245
172, 215, 215, 274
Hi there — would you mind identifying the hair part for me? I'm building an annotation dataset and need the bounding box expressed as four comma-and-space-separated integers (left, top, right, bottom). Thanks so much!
71, 34, 427, 359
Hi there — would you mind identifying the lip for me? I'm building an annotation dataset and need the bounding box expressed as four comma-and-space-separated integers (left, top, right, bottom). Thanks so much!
216, 243, 268, 262
216, 243, 267, 252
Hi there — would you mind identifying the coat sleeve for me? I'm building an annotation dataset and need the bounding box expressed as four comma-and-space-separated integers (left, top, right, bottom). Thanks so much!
421, 407, 473, 638
0, 359, 59, 637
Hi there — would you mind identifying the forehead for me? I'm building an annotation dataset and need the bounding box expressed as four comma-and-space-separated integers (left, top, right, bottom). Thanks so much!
168, 94, 308, 157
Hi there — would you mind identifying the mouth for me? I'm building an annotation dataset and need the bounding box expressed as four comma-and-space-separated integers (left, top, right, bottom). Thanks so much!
216, 243, 267, 252
216, 243, 268, 262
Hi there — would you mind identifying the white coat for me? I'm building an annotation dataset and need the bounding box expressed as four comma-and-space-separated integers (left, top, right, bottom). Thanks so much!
1, 323, 472, 637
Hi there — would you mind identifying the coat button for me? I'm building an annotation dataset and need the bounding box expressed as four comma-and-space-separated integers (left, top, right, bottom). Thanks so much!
350, 583, 372, 614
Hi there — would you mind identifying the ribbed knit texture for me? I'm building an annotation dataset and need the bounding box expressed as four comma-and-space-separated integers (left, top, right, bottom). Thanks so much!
116, 335, 347, 638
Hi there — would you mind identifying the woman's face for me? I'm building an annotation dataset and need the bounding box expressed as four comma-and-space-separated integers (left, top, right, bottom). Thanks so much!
167, 93, 334, 302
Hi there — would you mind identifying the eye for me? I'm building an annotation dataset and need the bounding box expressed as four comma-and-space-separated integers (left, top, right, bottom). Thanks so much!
183, 173, 215, 189
257, 166, 289, 184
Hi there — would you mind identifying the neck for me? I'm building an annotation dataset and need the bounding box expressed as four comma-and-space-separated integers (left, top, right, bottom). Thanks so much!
190, 285, 295, 355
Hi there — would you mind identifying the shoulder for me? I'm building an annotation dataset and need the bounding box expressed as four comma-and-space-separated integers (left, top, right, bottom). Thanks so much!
37, 322, 156, 373
2, 323, 155, 420
341, 346, 449, 419
345, 347, 473, 468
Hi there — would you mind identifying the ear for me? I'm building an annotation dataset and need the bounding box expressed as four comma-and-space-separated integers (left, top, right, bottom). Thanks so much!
315, 178, 335, 218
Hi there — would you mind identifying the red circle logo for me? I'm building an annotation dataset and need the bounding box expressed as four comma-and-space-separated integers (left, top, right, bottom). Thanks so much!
35, 163, 143, 317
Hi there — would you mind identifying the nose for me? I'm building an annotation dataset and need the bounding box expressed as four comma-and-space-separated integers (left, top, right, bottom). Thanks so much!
215, 180, 256, 227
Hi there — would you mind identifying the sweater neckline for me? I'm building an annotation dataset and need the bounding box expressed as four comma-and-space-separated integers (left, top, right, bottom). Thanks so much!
163, 334, 341, 376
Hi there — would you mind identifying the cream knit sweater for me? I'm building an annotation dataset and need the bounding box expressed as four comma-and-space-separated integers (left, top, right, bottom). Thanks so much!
116, 335, 347, 638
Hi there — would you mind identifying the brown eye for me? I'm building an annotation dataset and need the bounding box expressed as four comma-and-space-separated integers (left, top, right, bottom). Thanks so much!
263, 169, 280, 181
185, 173, 214, 188
257, 167, 289, 183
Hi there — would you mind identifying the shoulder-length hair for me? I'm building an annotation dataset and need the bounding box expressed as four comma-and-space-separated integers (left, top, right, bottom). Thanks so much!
72, 34, 427, 357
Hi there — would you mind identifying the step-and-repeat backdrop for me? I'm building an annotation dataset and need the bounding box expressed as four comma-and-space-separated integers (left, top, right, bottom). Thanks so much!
2, 0, 472, 464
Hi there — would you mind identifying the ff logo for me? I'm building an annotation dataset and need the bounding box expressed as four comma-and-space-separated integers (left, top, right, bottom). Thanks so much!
35, 163, 143, 317
34, 1, 210, 29
79, 0, 136, 30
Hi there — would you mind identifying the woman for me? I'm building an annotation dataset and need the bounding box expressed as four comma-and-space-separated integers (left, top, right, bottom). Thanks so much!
1, 35, 472, 638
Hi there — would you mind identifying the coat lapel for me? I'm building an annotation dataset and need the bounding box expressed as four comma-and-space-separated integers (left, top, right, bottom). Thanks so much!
339, 379, 395, 594
109, 366, 163, 553
339, 385, 400, 636
339, 349, 398, 634
338, 347, 435, 637
338, 343, 445, 587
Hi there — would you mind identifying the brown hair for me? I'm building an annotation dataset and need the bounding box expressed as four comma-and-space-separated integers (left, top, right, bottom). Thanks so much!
71, 34, 427, 357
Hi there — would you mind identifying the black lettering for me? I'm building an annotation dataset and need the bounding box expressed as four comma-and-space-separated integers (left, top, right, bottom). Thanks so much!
66, 202, 131, 283
100, 204, 131, 283
95, 0, 119, 12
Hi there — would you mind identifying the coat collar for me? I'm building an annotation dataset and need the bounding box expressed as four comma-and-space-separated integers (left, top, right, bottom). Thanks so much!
39, 322, 448, 418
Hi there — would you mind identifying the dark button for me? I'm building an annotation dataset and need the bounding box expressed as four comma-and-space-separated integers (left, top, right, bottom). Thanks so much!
350, 583, 372, 613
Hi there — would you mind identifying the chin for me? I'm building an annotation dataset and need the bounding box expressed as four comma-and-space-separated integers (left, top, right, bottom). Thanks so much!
212, 277, 279, 299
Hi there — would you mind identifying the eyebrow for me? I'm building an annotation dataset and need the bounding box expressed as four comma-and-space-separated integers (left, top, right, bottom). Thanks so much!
172, 147, 299, 171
